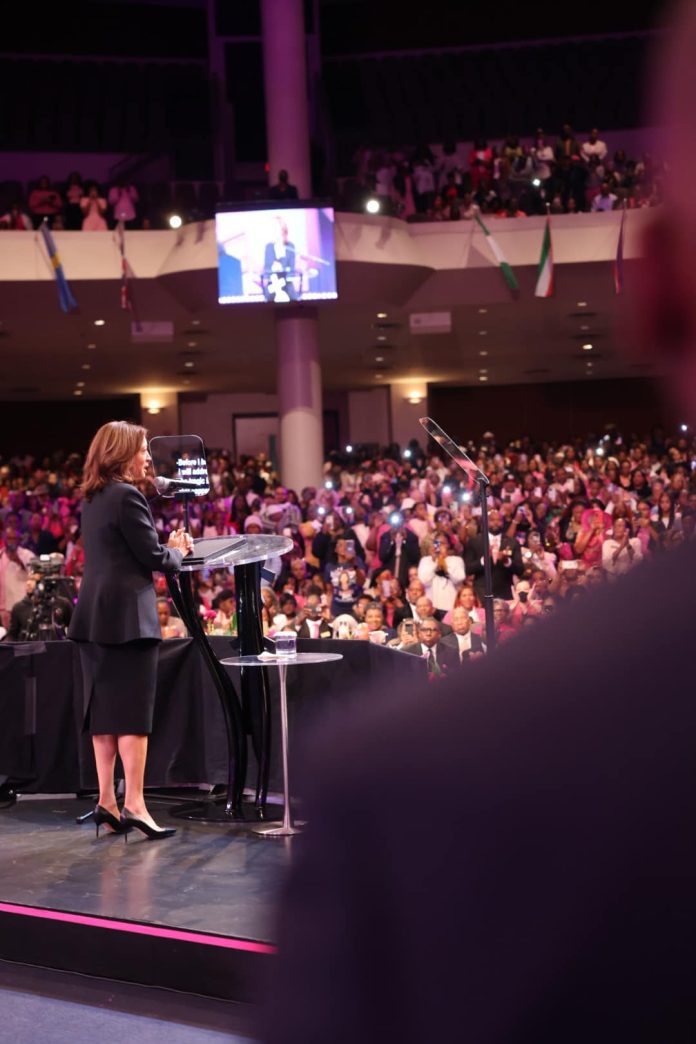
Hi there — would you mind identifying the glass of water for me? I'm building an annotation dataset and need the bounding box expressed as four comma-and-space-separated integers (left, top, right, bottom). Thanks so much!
274, 631, 297, 658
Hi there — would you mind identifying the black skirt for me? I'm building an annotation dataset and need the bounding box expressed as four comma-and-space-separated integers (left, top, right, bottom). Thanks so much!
78, 639, 160, 735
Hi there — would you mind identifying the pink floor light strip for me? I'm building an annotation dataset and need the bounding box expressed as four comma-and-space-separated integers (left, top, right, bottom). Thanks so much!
0, 902, 277, 955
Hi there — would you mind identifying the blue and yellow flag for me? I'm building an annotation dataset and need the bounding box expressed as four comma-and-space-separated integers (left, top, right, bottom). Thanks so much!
39, 220, 78, 313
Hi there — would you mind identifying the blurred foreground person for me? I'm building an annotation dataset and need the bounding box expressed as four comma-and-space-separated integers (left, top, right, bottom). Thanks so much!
264, 9, 696, 1042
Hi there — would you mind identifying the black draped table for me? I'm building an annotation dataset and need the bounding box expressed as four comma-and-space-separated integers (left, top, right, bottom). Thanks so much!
0, 638, 426, 795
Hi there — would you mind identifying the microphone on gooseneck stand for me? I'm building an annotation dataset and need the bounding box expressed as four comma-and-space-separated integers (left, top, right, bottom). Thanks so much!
154, 476, 202, 495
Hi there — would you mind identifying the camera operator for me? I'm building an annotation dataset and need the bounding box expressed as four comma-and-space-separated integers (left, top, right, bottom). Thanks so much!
8, 557, 74, 641
6, 573, 39, 641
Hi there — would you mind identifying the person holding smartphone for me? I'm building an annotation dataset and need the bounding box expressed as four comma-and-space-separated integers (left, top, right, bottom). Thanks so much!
378, 514, 420, 588
388, 617, 420, 649
296, 592, 334, 639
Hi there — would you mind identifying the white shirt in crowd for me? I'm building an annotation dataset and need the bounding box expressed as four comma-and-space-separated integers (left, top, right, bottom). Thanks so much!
531, 144, 555, 181
412, 163, 435, 195
351, 522, 370, 552
592, 192, 617, 212
407, 517, 432, 544
417, 554, 466, 611
581, 137, 608, 163
454, 631, 473, 657
601, 537, 643, 576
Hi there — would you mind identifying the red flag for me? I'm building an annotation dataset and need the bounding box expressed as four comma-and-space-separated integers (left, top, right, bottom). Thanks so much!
115, 221, 141, 331
614, 206, 626, 295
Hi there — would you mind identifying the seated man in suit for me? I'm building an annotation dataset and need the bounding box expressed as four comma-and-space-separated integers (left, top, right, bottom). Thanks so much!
441, 607, 486, 665
402, 617, 459, 679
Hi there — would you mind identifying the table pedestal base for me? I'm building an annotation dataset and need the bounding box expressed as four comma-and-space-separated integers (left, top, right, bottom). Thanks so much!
253, 823, 301, 837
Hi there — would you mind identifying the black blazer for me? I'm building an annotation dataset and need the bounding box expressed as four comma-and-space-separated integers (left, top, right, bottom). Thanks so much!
378, 529, 421, 587
68, 482, 183, 644
296, 619, 334, 640
464, 533, 524, 600
402, 639, 460, 675
441, 631, 486, 663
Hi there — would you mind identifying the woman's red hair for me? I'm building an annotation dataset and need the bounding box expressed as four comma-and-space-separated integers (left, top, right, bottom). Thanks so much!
81, 420, 147, 500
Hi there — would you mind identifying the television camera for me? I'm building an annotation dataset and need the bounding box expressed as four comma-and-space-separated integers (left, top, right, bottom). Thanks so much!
21, 554, 75, 641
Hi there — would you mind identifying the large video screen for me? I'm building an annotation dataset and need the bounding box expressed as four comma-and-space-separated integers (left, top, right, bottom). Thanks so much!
216, 205, 337, 305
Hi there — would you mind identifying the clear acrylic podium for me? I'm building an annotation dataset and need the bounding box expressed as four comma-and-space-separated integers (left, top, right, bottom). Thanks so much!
221, 652, 343, 836
168, 534, 292, 820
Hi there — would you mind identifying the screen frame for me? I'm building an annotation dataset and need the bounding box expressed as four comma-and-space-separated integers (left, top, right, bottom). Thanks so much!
215, 199, 338, 307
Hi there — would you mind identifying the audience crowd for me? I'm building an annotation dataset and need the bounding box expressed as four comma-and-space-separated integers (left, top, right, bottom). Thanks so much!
0, 174, 142, 231
0, 424, 692, 675
348, 126, 663, 220
0, 124, 662, 234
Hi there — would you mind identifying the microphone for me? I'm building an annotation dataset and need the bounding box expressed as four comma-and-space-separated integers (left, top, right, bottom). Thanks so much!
154, 476, 202, 494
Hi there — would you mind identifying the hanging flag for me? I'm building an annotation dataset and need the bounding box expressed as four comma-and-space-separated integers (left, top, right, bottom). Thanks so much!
474, 211, 519, 292
39, 221, 78, 313
614, 206, 626, 295
115, 220, 141, 331
534, 216, 554, 298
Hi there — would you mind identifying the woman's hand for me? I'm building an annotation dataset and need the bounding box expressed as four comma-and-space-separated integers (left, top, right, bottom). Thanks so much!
168, 526, 193, 556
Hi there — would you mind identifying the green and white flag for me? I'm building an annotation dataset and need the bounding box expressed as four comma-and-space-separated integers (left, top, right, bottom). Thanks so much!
534, 216, 554, 297
474, 211, 519, 292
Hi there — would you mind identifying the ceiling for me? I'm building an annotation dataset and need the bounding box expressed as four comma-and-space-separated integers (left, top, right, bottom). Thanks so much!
0, 254, 657, 403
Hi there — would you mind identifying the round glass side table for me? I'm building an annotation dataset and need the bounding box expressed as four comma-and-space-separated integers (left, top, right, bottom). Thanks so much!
221, 652, 343, 836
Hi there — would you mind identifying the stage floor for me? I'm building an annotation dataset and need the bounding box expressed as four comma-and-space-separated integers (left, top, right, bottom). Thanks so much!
0, 795, 292, 944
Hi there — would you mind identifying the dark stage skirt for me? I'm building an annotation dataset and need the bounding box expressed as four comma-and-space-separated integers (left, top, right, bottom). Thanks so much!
78, 640, 160, 735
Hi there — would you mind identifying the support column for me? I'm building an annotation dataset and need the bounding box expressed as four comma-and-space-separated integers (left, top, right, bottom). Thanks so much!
261, 0, 312, 196
206, 0, 235, 191
262, 0, 322, 489
277, 311, 323, 490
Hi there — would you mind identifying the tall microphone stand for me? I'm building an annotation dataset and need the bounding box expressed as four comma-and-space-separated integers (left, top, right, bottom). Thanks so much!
419, 417, 496, 652
477, 476, 496, 653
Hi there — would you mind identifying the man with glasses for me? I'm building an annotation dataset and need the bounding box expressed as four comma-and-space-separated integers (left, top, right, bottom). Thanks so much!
402, 616, 458, 678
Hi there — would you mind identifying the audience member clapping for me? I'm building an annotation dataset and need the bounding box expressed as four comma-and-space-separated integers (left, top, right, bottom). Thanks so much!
80, 182, 108, 231
417, 534, 465, 612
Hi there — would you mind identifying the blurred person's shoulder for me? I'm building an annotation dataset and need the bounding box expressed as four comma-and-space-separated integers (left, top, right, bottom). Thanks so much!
299, 539, 696, 810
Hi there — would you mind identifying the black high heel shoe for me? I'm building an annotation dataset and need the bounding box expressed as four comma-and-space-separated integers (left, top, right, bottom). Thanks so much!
120, 808, 176, 842
94, 804, 128, 838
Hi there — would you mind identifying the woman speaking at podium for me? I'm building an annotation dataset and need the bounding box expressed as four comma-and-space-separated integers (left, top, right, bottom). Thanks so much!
69, 421, 192, 840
